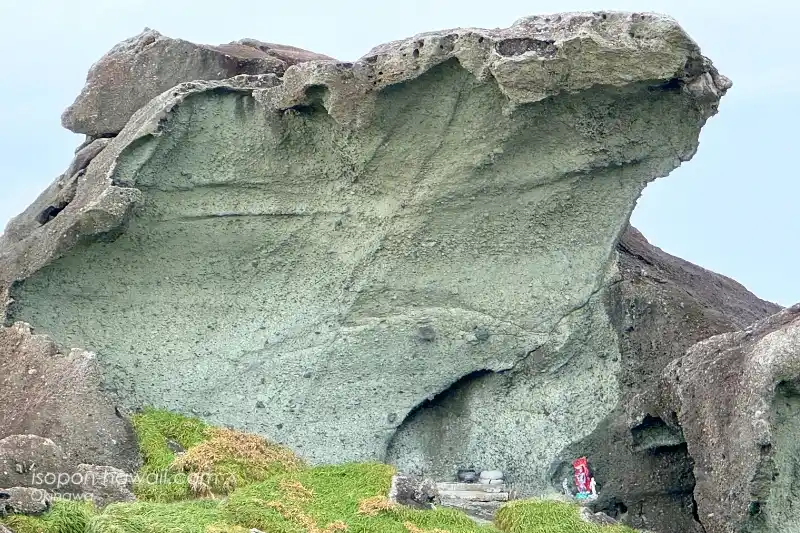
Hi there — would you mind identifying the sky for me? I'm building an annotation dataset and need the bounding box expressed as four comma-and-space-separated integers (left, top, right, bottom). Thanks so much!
0, 0, 797, 306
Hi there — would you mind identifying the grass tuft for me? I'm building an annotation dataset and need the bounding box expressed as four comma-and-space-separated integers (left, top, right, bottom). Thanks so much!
172, 427, 304, 497
495, 499, 637, 533
85, 499, 225, 533
130, 408, 209, 502
357, 496, 397, 517
2, 499, 94, 533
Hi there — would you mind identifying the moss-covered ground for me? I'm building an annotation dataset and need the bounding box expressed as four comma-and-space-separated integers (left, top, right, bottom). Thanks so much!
1, 408, 635, 533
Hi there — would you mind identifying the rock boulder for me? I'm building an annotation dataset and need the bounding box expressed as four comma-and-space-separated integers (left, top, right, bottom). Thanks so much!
61, 29, 332, 136
0, 487, 50, 516
0, 322, 140, 482
661, 304, 800, 533
388, 474, 440, 510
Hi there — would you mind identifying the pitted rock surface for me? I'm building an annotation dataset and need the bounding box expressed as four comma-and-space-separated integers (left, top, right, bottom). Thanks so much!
390, 227, 781, 533
0, 487, 50, 516
1, 138, 112, 245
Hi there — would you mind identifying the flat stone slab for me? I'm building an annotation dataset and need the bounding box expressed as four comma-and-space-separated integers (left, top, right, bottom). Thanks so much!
436, 482, 507, 493
437, 489, 509, 502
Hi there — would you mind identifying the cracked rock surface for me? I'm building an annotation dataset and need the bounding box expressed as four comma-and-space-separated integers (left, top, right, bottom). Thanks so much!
0, 12, 759, 531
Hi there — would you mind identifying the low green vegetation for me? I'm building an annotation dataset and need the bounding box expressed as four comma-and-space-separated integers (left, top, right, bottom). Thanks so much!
496, 500, 637, 533
1, 409, 633, 533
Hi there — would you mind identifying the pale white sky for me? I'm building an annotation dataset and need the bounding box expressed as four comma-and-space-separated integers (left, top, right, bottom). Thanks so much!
0, 0, 797, 305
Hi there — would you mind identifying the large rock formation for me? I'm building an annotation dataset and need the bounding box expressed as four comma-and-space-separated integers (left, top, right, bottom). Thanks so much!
0, 323, 139, 470
661, 304, 799, 533
61, 29, 332, 137
4, 11, 780, 532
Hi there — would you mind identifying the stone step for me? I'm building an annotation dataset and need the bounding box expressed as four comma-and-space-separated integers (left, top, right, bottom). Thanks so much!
438, 490, 510, 502
437, 498, 504, 524
436, 482, 507, 493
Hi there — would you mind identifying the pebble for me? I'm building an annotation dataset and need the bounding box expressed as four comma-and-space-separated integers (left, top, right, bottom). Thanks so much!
480, 470, 504, 481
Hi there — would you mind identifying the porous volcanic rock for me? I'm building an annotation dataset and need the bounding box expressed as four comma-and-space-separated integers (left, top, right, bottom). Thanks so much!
0, 435, 135, 507
61, 28, 332, 136
661, 304, 800, 533
0, 487, 51, 516
1, 11, 738, 532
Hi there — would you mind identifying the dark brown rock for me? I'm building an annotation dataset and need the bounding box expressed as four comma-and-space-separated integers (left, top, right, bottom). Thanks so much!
61, 29, 329, 136
232, 39, 334, 65
555, 227, 782, 533
661, 304, 800, 533
0, 323, 140, 474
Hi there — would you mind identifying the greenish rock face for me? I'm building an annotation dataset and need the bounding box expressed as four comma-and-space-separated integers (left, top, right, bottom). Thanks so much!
9, 59, 703, 475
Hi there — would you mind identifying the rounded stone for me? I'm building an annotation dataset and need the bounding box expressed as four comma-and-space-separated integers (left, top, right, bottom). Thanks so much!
480, 470, 504, 481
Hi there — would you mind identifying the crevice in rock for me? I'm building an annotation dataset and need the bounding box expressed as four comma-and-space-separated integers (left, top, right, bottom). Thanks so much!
691, 493, 708, 533
630, 415, 685, 452
400, 369, 495, 423
35, 203, 69, 225
649, 78, 683, 93
597, 498, 629, 521
495, 38, 557, 58
385, 369, 496, 462
289, 84, 330, 114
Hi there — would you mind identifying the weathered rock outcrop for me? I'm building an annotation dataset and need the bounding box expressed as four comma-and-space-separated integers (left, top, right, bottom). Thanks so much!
0, 434, 134, 510
1, 138, 112, 245
661, 304, 799, 533
0, 325, 139, 472
389, 227, 780, 532
553, 227, 781, 532
0, 487, 50, 516
61, 29, 332, 136
0, 11, 756, 532
0, 322, 139, 504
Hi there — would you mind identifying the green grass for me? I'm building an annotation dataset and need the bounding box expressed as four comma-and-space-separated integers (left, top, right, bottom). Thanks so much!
85, 500, 226, 533
1, 409, 635, 533
496, 500, 637, 533
130, 407, 209, 502
1, 499, 94, 533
